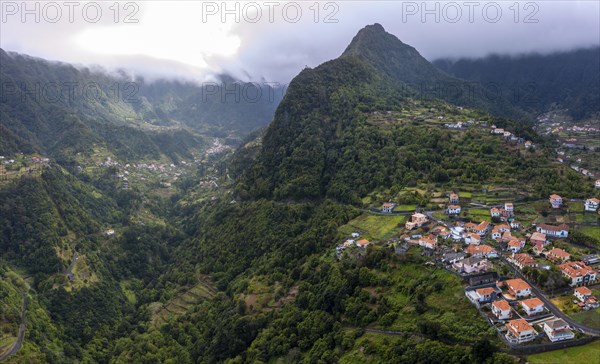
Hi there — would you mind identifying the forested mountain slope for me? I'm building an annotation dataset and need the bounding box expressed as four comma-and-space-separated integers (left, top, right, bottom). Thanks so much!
0, 49, 282, 160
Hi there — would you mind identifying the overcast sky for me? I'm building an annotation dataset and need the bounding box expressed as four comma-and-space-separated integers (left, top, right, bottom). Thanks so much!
1, 1, 599, 82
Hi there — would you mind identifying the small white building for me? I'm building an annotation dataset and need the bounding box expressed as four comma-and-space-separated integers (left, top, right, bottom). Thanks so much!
381, 203, 395, 213
491, 299, 512, 320
543, 319, 575, 342
585, 198, 600, 212
446, 205, 461, 215
507, 240, 524, 253
549, 194, 563, 209
520, 298, 545, 316
449, 193, 459, 204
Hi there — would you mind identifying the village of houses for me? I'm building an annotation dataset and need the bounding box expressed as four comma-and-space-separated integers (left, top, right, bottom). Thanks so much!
337, 185, 600, 347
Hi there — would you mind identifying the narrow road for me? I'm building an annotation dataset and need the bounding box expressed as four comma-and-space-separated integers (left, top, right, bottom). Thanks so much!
499, 255, 600, 336
0, 295, 28, 362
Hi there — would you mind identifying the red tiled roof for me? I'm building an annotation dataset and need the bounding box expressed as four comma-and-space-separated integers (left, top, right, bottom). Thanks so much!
475, 221, 490, 231
476, 287, 496, 296
548, 248, 570, 259
493, 300, 511, 311
467, 244, 495, 255
506, 319, 534, 335
530, 232, 546, 241
356, 239, 370, 246
560, 261, 595, 279
537, 223, 569, 232
512, 253, 537, 266
505, 278, 531, 292
575, 286, 592, 296
520, 297, 544, 309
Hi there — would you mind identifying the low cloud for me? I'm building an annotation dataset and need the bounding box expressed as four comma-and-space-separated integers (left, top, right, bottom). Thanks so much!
1, 1, 598, 82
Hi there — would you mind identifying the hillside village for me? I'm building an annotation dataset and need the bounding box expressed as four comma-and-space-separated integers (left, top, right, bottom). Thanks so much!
336, 188, 600, 345
337, 181, 600, 348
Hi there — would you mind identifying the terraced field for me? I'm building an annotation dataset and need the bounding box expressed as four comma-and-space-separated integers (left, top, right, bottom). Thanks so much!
151, 280, 217, 326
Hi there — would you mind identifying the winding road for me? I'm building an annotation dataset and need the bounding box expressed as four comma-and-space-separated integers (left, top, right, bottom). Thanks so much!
0, 295, 28, 362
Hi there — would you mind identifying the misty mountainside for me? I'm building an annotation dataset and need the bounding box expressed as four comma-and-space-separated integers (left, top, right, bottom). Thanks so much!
235, 24, 589, 203
0, 49, 283, 161
433, 47, 600, 121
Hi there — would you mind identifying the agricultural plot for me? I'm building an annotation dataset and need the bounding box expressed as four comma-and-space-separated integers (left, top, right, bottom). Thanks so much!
151, 280, 217, 326
339, 214, 407, 241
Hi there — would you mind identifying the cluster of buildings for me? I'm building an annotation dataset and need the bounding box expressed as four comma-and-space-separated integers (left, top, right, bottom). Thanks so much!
443, 120, 477, 129
490, 125, 533, 148
466, 278, 578, 344
555, 150, 597, 179
336, 233, 371, 258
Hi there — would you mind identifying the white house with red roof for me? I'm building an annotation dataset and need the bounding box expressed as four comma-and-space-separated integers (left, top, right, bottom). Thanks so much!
596, 179, 600, 188
507, 240, 525, 253
560, 261, 597, 286
467, 287, 498, 304
418, 236, 437, 250
508, 253, 538, 270
449, 193, 459, 204
491, 228, 501, 240
536, 223, 569, 238
574, 286, 599, 309
447, 204, 461, 215
549, 194, 563, 208
585, 198, 600, 212
464, 232, 481, 245
463, 222, 477, 231
490, 207, 501, 217
547, 247, 571, 263
466, 244, 497, 258
501, 279, 532, 297
491, 299, 512, 320
520, 298, 545, 316
496, 224, 511, 233
473, 221, 491, 236
505, 319, 537, 344
381, 203, 395, 213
